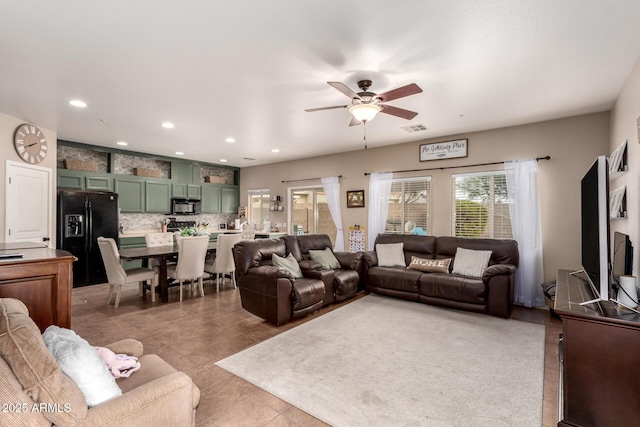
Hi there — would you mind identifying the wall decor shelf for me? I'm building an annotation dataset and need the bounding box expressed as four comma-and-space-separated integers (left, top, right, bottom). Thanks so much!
610, 185, 627, 219
270, 196, 284, 211
608, 139, 628, 180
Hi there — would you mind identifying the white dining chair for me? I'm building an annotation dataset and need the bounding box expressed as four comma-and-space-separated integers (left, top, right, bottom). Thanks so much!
144, 232, 176, 273
166, 235, 209, 302
97, 237, 158, 308
204, 233, 243, 293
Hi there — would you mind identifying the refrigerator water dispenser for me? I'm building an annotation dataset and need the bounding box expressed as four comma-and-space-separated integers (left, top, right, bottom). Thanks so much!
64, 214, 84, 237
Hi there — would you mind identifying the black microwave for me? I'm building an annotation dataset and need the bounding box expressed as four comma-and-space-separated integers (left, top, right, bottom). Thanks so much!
171, 198, 201, 215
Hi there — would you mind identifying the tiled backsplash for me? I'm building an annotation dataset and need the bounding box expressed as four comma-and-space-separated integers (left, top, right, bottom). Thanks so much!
120, 213, 237, 232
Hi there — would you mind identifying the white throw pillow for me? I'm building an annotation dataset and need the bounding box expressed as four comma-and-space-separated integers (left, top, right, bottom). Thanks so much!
376, 243, 406, 267
43, 326, 122, 407
452, 247, 492, 278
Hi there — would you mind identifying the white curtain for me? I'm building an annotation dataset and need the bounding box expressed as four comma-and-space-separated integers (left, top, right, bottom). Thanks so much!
367, 172, 393, 250
505, 159, 545, 307
321, 176, 345, 251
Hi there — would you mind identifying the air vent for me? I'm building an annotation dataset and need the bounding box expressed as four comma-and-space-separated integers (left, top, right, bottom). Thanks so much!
242, 157, 256, 161
401, 124, 428, 133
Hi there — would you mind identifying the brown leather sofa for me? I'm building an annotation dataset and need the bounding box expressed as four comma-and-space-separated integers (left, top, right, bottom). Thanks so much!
363, 234, 519, 318
233, 235, 362, 325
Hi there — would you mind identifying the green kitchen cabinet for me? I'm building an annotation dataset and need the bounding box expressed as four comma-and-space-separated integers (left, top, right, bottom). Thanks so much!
172, 183, 200, 199
86, 175, 113, 191
187, 184, 201, 199
57, 170, 85, 189
119, 236, 146, 269
115, 178, 145, 213
201, 185, 221, 213
145, 180, 171, 213
172, 162, 201, 184
221, 186, 239, 213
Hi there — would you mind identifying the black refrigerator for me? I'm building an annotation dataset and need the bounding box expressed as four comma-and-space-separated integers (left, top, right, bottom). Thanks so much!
57, 190, 119, 287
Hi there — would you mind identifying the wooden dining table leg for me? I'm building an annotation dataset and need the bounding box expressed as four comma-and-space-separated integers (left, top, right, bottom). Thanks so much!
159, 255, 169, 303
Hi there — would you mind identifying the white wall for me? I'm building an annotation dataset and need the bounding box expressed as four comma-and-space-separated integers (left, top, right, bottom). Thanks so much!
0, 113, 57, 245
610, 57, 640, 276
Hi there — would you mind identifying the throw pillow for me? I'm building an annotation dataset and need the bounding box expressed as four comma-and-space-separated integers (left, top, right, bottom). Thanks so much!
42, 326, 122, 407
452, 248, 492, 278
408, 256, 451, 273
376, 243, 406, 267
272, 253, 303, 278
308, 247, 341, 270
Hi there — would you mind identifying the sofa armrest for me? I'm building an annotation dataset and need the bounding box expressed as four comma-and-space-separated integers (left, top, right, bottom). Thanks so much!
105, 339, 144, 358
83, 372, 196, 427
299, 259, 322, 272
363, 251, 378, 268
483, 264, 517, 318
249, 265, 296, 280
334, 251, 363, 271
482, 264, 516, 283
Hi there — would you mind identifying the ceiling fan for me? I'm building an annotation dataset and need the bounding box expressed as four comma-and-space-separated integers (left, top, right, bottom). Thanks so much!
305, 80, 423, 126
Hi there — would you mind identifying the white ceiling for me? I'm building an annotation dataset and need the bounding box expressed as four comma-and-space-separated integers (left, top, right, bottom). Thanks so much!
1, 1, 640, 167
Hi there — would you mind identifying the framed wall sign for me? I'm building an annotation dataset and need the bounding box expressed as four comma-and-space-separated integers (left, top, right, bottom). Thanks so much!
346, 190, 365, 208
420, 139, 468, 161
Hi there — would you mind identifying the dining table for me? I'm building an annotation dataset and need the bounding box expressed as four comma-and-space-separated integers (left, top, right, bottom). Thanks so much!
119, 241, 216, 303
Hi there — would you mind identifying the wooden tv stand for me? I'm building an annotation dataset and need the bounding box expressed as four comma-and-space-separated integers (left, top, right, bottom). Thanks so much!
555, 269, 640, 426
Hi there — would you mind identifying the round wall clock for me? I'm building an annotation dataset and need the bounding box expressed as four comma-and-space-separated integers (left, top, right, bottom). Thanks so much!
14, 123, 48, 164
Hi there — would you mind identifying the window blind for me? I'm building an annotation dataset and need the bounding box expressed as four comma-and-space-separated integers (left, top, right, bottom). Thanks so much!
385, 177, 432, 234
451, 171, 512, 238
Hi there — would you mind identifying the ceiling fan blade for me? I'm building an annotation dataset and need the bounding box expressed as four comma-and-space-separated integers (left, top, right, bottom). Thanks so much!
376, 83, 423, 102
349, 116, 362, 126
380, 104, 419, 120
328, 82, 360, 99
305, 105, 348, 112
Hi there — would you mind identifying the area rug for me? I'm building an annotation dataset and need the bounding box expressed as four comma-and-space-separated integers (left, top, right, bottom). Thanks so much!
216, 295, 545, 426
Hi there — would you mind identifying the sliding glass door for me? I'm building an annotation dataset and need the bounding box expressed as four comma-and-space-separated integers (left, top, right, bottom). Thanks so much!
289, 187, 336, 244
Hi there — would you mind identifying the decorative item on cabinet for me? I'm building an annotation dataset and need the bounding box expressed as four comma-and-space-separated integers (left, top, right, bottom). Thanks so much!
270, 196, 284, 211
204, 175, 226, 184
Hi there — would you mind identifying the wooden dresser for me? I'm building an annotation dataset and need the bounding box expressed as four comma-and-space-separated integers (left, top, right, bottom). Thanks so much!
0, 243, 76, 332
555, 269, 640, 427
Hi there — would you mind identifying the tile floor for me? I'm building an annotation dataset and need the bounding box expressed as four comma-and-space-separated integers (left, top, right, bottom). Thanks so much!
71, 281, 562, 426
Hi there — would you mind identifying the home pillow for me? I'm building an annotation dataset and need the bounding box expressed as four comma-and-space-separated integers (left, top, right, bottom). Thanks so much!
272, 253, 303, 278
408, 256, 451, 273
376, 243, 406, 267
308, 247, 341, 270
0, 299, 88, 425
452, 248, 492, 278
42, 326, 122, 407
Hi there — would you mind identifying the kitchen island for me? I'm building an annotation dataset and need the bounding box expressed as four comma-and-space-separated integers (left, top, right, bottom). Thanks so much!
0, 243, 76, 332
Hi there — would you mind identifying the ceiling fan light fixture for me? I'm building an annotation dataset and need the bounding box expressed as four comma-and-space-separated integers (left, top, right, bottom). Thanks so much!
349, 103, 381, 122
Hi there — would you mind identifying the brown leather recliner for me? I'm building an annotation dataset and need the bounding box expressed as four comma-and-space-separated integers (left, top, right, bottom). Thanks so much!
282, 234, 363, 303
232, 238, 326, 325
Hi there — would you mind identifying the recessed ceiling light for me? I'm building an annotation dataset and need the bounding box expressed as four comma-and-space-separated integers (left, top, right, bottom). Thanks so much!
225, 137, 236, 143
116, 141, 128, 146
69, 100, 87, 108
271, 149, 280, 153
219, 159, 228, 163
175, 151, 184, 155
162, 122, 175, 129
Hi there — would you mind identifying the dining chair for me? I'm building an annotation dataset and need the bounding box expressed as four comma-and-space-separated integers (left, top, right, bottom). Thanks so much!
97, 237, 158, 308
166, 235, 209, 302
144, 232, 176, 273
241, 223, 255, 240
204, 233, 243, 293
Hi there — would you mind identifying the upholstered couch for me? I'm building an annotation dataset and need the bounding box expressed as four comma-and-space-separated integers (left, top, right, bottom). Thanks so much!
0, 298, 200, 426
363, 234, 519, 318
232, 235, 362, 325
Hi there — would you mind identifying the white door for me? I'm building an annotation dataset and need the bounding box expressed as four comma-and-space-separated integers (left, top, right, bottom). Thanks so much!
5, 160, 52, 247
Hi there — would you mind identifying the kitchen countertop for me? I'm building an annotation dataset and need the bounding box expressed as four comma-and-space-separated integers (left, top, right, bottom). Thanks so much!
119, 229, 286, 238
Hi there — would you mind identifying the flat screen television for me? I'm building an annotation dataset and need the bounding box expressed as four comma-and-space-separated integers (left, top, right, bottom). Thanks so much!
580, 155, 611, 305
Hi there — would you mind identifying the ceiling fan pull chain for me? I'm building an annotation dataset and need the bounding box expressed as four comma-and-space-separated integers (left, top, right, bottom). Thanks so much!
363, 121, 368, 150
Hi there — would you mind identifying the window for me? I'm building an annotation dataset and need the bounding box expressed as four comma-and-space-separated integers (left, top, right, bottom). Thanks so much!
385, 177, 432, 235
290, 187, 337, 244
451, 171, 512, 238
248, 189, 270, 224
